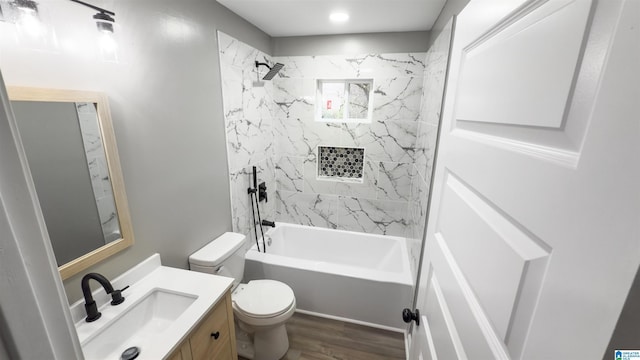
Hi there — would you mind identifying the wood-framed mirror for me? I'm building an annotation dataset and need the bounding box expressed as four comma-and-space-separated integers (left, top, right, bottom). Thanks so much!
7, 86, 134, 280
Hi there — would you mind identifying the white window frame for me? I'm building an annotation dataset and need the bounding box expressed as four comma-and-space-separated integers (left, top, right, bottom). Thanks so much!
315, 79, 374, 123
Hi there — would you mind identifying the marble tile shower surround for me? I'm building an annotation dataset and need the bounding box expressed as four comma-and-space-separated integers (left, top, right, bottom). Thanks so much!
217, 31, 448, 280
272, 52, 427, 238
218, 31, 277, 250
76, 102, 121, 243
406, 20, 454, 277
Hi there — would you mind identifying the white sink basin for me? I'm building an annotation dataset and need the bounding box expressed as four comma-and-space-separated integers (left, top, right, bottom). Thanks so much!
81, 289, 197, 359
71, 254, 234, 359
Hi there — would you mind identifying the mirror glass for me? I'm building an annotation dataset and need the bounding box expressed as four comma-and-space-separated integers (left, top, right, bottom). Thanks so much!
8, 87, 134, 280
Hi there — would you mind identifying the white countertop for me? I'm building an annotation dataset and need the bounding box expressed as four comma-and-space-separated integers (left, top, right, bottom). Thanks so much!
70, 254, 233, 360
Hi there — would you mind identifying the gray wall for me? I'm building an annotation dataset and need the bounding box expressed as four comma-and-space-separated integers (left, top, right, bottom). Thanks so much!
0, 336, 8, 360
272, 31, 430, 56
0, 312, 13, 360
0, 0, 270, 303
428, 0, 470, 47
606, 265, 640, 356
12, 101, 104, 266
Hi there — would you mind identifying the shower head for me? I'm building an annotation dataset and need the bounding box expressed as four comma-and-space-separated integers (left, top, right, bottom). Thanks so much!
262, 63, 284, 80
255, 61, 284, 80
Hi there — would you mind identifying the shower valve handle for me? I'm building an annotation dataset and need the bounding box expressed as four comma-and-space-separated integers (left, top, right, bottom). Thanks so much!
258, 182, 267, 202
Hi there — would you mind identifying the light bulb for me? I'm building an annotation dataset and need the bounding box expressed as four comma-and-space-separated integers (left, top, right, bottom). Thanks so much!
99, 32, 116, 53
329, 12, 349, 22
18, 10, 43, 37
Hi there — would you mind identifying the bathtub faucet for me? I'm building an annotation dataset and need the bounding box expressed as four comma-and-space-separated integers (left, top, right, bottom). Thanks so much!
261, 220, 276, 228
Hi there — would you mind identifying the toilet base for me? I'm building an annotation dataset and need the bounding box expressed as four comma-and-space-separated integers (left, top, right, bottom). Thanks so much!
235, 328, 255, 359
235, 322, 289, 360
255, 323, 289, 360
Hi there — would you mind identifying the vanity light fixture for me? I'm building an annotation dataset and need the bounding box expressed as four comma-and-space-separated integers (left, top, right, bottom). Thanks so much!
69, 0, 115, 33
329, 12, 349, 23
9, 0, 43, 38
12, 0, 38, 13
93, 11, 114, 33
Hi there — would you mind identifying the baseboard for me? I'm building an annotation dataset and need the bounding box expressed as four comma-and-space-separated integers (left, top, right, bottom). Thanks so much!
294, 308, 406, 333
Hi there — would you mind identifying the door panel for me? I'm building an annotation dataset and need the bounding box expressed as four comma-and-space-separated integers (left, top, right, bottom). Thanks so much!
456, 0, 591, 128
453, 0, 610, 163
409, 0, 640, 359
437, 173, 549, 340
430, 232, 507, 358
424, 272, 463, 359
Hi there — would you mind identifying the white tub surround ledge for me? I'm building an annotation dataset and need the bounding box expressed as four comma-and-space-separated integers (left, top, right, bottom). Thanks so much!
70, 254, 233, 360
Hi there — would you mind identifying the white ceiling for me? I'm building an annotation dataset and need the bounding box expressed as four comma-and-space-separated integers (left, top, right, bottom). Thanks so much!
216, 0, 448, 37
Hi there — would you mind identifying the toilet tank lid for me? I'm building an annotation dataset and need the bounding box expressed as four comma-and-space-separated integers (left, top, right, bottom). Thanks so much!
189, 232, 246, 267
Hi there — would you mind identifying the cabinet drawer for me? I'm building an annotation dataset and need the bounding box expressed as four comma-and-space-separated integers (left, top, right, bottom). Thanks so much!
189, 295, 232, 360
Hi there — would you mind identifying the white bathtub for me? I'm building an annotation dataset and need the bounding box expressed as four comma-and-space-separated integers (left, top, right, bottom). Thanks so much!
244, 223, 414, 331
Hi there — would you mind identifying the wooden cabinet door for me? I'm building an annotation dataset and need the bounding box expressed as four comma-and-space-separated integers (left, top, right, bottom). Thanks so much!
167, 342, 192, 360
189, 294, 233, 360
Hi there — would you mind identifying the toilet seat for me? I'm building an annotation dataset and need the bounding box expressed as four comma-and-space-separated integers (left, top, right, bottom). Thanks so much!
233, 280, 295, 318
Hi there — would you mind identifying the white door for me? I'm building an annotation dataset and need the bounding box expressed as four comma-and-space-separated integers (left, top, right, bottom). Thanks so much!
409, 0, 640, 359
0, 71, 82, 358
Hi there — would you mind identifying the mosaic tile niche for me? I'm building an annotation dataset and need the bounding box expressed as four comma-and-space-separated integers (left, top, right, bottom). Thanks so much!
318, 146, 365, 180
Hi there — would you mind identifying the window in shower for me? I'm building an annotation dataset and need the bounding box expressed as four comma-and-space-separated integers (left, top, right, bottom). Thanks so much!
316, 79, 373, 123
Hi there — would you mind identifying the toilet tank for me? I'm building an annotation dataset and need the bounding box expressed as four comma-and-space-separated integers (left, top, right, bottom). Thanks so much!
189, 232, 246, 287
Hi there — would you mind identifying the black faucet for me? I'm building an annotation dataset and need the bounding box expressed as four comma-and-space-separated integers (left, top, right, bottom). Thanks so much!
81, 273, 128, 322
261, 220, 276, 228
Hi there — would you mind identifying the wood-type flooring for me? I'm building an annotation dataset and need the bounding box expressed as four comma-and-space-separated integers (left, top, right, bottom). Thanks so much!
238, 312, 406, 360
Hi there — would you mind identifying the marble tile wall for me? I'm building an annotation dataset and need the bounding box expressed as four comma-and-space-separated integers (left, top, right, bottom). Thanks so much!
218, 31, 277, 251
217, 30, 452, 281
272, 53, 427, 238
76, 102, 121, 243
407, 20, 454, 276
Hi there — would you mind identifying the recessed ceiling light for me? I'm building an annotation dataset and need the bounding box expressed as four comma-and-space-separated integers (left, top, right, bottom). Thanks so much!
329, 12, 349, 22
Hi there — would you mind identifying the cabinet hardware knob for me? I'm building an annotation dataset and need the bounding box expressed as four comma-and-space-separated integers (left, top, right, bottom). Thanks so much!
211, 331, 220, 340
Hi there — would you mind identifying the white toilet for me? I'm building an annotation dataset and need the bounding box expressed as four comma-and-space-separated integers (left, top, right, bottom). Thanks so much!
189, 232, 296, 360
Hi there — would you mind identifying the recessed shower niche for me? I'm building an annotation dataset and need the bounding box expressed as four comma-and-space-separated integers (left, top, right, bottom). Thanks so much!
317, 146, 365, 182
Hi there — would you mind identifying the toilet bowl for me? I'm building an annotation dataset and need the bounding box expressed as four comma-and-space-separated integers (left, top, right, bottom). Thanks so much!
232, 280, 296, 360
188, 232, 296, 360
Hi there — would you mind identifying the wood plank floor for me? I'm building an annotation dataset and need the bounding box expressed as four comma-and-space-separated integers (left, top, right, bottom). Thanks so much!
238, 313, 406, 360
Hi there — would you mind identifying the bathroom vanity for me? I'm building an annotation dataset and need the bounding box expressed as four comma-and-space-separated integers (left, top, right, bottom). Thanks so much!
70, 254, 237, 360
167, 291, 236, 360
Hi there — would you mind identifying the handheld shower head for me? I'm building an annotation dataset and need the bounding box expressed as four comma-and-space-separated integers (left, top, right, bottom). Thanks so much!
255, 61, 284, 80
